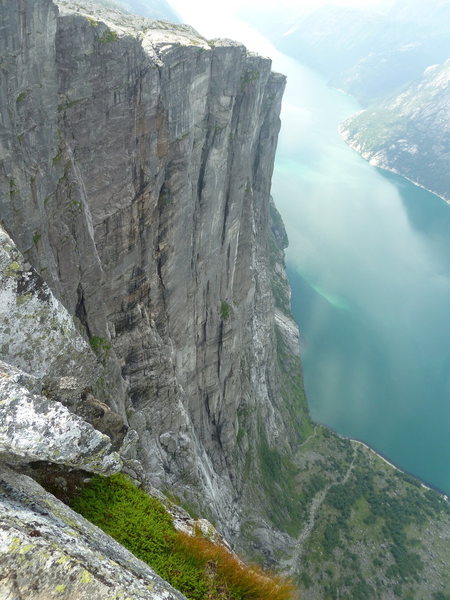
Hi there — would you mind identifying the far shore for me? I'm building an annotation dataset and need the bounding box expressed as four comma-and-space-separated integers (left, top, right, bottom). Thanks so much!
348, 435, 450, 502
316, 420, 449, 502
338, 126, 450, 206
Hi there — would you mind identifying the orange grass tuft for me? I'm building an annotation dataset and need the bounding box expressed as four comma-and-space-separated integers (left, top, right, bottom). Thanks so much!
177, 531, 297, 600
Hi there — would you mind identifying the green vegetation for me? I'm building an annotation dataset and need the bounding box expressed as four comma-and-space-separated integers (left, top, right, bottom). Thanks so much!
275, 324, 312, 441
89, 335, 112, 358
297, 437, 450, 598
240, 70, 260, 88
258, 434, 301, 535
322, 464, 450, 583
258, 433, 325, 537
99, 29, 119, 43
58, 98, 84, 113
32, 232, 41, 246
2, 261, 22, 278
270, 250, 291, 313
16, 293, 32, 306
52, 149, 63, 166
9, 178, 17, 199
70, 474, 295, 600
220, 300, 232, 320
16, 91, 28, 103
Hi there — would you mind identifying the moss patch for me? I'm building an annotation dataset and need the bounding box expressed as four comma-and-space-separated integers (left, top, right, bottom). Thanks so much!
220, 301, 232, 320
2, 261, 22, 278
89, 336, 111, 357
16, 91, 28, 103
99, 29, 119, 44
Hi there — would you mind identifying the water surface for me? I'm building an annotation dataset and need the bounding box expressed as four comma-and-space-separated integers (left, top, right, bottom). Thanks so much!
271, 56, 450, 495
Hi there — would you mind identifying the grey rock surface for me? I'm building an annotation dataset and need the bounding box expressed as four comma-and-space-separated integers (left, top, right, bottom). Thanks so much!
0, 361, 121, 473
0, 221, 130, 448
0, 0, 295, 544
0, 224, 97, 387
0, 465, 187, 600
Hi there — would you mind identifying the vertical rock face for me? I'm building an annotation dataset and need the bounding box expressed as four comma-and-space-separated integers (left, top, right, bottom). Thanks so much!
0, 0, 299, 541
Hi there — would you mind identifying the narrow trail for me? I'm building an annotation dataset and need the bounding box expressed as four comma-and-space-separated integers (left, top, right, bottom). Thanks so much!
286, 442, 357, 575
298, 425, 318, 449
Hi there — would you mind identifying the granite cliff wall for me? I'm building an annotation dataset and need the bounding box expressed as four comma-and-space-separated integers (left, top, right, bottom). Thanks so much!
0, 0, 301, 545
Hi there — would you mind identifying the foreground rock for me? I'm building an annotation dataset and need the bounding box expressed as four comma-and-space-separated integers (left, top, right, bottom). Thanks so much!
0, 361, 121, 473
0, 466, 187, 600
0, 224, 98, 392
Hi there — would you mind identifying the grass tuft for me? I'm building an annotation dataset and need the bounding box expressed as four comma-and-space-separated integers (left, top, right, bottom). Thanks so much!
177, 533, 296, 600
70, 474, 296, 600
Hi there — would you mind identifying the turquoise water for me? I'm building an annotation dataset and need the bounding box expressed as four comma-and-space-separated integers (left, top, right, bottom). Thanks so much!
271, 56, 450, 495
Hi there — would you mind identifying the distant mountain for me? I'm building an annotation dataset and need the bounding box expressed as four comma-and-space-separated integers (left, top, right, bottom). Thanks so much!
387, 0, 450, 25
267, 1, 450, 105
114, 0, 179, 21
240, 0, 450, 202
340, 60, 450, 203
86, 0, 179, 22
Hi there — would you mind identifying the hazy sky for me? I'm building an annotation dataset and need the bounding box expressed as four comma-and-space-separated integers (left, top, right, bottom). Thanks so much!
170, 0, 389, 14
168, 0, 390, 55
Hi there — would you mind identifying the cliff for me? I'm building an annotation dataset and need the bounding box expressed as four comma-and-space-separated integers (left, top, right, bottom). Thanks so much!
0, 0, 301, 548
1, 2, 450, 599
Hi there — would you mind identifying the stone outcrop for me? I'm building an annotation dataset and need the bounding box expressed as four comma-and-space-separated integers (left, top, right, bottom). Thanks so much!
0, 225, 97, 384
0, 361, 121, 473
0, 219, 129, 450
0, 465, 187, 600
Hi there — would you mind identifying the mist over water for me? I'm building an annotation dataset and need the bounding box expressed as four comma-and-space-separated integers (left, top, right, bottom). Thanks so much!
272, 56, 450, 495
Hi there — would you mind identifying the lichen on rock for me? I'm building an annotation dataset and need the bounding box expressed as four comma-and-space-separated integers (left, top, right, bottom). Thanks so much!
0, 361, 121, 474
0, 465, 187, 599
0, 224, 98, 388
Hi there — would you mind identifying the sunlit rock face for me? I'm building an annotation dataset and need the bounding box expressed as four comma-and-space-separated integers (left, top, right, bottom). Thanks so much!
0, 0, 298, 541
0, 220, 125, 472
0, 220, 128, 455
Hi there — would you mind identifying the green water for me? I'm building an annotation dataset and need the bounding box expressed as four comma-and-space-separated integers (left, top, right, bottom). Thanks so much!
272, 55, 450, 495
